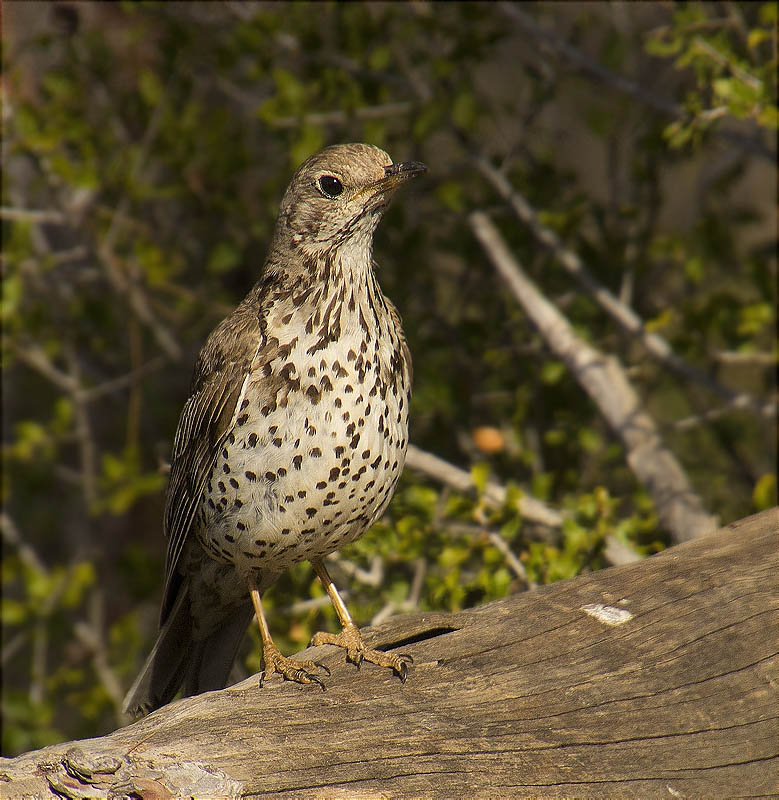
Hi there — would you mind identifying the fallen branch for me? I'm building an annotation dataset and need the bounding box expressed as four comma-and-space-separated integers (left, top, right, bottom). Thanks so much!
2, 509, 775, 798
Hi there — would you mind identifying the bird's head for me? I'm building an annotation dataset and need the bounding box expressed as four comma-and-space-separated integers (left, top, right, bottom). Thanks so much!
272, 143, 426, 260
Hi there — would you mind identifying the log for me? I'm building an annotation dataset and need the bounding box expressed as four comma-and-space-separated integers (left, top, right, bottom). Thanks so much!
2, 508, 777, 799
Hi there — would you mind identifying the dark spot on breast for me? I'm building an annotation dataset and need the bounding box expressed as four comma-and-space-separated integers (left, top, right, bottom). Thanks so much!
245, 471, 257, 482
248, 433, 258, 447
329, 467, 340, 481
293, 456, 302, 469
265, 471, 276, 482
306, 385, 321, 404
230, 478, 239, 489
237, 414, 248, 425
310, 447, 322, 458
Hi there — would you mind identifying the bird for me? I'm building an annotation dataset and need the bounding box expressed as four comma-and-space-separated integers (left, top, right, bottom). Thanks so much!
123, 143, 426, 715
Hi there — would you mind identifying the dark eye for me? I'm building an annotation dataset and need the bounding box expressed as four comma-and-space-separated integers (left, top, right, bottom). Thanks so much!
318, 175, 343, 198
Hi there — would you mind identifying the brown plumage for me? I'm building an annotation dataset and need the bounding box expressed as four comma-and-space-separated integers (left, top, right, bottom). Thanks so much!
123, 144, 425, 714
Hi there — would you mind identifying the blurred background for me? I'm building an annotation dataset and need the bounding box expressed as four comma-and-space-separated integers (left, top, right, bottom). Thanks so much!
2, 1, 776, 754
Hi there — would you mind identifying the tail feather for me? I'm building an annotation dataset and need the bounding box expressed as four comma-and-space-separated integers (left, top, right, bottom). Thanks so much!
123, 583, 253, 716
183, 603, 254, 697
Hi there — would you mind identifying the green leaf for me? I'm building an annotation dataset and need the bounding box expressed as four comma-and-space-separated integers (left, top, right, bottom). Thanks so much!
540, 361, 566, 385
471, 462, 490, 494
208, 242, 241, 275
753, 474, 777, 511
138, 69, 163, 106
435, 181, 465, 212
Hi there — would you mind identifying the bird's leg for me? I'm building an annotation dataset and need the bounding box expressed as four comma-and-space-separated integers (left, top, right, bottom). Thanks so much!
249, 579, 329, 691
309, 558, 411, 682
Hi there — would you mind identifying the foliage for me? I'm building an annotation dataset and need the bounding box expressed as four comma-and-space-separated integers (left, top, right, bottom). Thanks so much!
2, 2, 775, 754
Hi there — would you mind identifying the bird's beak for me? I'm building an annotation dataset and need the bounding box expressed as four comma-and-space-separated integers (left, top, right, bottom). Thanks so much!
351, 161, 427, 204
380, 161, 427, 190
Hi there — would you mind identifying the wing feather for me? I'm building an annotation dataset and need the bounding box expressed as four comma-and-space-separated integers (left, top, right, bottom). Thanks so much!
160, 290, 267, 622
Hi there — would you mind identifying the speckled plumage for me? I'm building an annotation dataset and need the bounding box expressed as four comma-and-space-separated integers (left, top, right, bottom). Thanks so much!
124, 144, 424, 714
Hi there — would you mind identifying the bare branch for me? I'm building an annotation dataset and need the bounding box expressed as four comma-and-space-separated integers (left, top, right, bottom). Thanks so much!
0, 207, 67, 224
64, 343, 98, 509
469, 210, 718, 543
472, 153, 770, 419
405, 444, 563, 528
269, 102, 413, 130
11, 343, 80, 395
0, 512, 46, 574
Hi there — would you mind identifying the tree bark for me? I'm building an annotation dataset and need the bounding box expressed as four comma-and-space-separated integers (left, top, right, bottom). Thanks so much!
2, 508, 777, 799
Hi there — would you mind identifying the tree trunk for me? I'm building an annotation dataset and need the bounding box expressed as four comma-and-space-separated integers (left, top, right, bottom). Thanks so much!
2, 508, 777, 799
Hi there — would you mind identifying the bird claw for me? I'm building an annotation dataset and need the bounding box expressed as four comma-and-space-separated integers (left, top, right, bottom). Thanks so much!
259, 645, 329, 691
311, 623, 411, 682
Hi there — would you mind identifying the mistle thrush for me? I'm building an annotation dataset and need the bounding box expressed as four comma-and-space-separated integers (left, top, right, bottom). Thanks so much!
123, 143, 425, 714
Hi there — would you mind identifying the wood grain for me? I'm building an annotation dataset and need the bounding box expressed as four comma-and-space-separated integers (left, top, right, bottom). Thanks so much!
2, 508, 777, 799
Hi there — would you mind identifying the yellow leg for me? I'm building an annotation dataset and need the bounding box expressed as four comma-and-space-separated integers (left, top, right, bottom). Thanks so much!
310, 558, 412, 682
249, 579, 329, 690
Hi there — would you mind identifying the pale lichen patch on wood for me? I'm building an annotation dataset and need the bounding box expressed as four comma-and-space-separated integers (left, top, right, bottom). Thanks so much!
581, 603, 634, 626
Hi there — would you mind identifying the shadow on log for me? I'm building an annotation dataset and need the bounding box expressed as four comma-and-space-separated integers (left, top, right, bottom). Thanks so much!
2, 508, 777, 799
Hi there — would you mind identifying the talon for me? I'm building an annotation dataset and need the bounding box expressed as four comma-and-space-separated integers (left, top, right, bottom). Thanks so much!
397, 660, 408, 683
398, 652, 414, 664
314, 661, 331, 676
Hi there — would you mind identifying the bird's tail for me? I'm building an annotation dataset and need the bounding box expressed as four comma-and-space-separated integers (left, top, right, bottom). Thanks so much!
122, 583, 253, 716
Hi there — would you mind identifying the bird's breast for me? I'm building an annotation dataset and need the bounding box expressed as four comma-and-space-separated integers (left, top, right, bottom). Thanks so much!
196, 290, 411, 579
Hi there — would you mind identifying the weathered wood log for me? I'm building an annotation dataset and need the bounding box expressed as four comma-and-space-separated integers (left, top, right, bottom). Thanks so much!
2, 508, 777, 799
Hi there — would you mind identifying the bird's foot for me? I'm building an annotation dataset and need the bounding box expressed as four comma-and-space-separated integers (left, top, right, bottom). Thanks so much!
259, 641, 329, 691
310, 622, 412, 682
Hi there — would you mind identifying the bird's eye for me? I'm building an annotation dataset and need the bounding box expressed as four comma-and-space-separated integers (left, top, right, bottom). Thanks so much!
318, 175, 343, 198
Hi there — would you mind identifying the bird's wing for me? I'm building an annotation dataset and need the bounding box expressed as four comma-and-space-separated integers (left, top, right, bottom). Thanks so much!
160, 292, 266, 623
